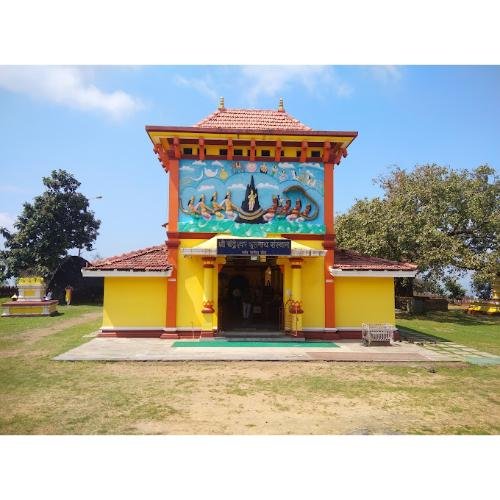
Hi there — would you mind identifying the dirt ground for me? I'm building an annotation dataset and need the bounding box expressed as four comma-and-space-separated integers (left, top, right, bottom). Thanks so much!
103, 361, 499, 435
1, 310, 499, 434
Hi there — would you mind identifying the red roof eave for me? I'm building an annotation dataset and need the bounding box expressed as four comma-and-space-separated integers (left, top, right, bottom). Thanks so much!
145, 125, 358, 138
85, 245, 171, 272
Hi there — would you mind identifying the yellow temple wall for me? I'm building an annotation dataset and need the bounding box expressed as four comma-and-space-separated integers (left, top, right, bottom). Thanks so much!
334, 277, 395, 327
300, 242, 325, 329
102, 277, 167, 328
280, 257, 292, 329
177, 239, 218, 331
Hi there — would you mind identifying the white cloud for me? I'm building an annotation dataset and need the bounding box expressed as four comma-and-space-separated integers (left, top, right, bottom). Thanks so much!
370, 65, 403, 83
256, 182, 279, 190
0, 66, 143, 120
278, 162, 296, 169
227, 183, 246, 190
0, 212, 16, 231
198, 184, 215, 192
179, 165, 195, 171
174, 74, 218, 100
303, 162, 322, 169
192, 160, 206, 166
211, 161, 224, 167
240, 66, 353, 102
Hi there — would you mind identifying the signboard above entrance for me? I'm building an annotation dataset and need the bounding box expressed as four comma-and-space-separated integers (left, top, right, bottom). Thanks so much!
217, 238, 291, 256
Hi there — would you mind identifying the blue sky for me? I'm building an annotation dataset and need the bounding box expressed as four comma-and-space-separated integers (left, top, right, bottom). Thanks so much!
0, 65, 499, 261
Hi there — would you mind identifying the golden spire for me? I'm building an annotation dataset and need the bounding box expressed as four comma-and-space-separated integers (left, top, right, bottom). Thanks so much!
218, 96, 225, 111
278, 97, 284, 112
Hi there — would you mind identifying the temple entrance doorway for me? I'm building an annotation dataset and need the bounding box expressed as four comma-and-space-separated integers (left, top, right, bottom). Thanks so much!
218, 257, 283, 333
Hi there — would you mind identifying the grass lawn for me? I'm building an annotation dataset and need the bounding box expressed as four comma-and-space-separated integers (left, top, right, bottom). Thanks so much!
396, 308, 500, 355
0, 305, 499, 434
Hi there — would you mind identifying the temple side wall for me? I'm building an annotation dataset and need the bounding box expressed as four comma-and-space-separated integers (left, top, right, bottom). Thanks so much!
102, 277, 167, 328
334, 277, 395, 327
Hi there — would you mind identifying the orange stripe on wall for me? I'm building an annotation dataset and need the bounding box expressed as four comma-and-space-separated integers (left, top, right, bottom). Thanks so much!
324, 162, 334, 233
166, 159, 179, 328
324, 162, 335, 327
166, 244, 178, 328
168, 159, 179, 232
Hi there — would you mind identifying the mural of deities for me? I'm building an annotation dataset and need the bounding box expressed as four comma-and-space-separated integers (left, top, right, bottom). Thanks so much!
178, 159, 326, 236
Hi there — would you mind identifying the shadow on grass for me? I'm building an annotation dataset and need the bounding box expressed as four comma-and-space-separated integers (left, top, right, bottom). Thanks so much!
397, 310, 495, 327
397, 325, 452, 343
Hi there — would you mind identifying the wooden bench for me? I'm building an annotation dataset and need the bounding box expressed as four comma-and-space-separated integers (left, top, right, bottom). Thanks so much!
361, 323, 395, 346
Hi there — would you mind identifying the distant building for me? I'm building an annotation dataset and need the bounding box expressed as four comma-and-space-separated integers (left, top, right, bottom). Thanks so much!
83, 98, 417, 338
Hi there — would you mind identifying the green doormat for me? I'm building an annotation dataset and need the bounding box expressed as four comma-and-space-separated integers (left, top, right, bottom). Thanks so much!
172, 340, 339, 348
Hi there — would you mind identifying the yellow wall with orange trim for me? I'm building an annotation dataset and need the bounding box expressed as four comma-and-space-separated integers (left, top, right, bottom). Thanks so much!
278, 241, 325, 329
300, 241, 325, 328
102, 277, 167, 328
334, 277, 395, 327
177, 239, 219, 330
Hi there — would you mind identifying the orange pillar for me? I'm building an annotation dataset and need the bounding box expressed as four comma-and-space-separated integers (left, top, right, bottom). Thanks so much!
161, 158, 180, 339
323, 162, 336, 330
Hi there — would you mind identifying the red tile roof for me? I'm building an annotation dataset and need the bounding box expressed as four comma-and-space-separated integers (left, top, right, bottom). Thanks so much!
334, 248, 418, 271
195, 108, 312, 131
85, 244, 415, 273
86, 245, 170, 272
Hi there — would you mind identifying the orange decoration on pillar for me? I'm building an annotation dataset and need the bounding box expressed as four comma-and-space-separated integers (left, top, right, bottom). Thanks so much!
288, 300, 304, 314
300, 141, 307, 163
202, 257, 216, 268
153, 143, 169, 173
333, 145, 348, 165
290, 257, 303, 269
198, 137, 205, 160
202, 300, 215, 314
274, 140, 282, 162
173, 137, 181, 159
322, 141, 331, 163
250, 140, 256, 161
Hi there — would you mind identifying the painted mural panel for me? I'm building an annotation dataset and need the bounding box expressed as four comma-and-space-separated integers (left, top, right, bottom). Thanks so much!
178, 160, 325, 236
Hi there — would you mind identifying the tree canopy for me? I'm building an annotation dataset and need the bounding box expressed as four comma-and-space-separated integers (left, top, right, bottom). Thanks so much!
0, 170, 101, 280
336, 164, 499, 291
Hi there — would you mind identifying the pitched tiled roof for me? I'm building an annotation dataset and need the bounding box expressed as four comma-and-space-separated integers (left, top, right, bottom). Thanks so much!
334, 248, 418, 271
86, 245, 170, 271
195, 108, 312, 131
85, 244, 415, 272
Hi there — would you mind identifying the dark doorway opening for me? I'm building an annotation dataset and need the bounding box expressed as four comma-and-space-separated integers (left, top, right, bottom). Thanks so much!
218, 257, 283, 332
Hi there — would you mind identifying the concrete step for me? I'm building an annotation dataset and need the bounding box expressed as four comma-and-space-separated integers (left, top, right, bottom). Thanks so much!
217, 334, 305, 342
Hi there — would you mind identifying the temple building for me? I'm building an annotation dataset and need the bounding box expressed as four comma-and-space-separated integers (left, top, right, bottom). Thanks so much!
83, 98, 417, 339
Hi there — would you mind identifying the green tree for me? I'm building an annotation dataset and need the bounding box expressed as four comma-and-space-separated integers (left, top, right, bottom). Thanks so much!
0, 170, 101, 279
336, 164, 499, 286
471, 273, 493, 300
443, 277, 466, 301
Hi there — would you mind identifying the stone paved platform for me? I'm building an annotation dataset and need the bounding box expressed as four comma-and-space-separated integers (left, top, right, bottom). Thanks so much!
54, 338, 460, 362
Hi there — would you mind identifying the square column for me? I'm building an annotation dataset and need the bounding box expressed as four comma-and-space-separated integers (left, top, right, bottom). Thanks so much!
201, 257, 216, 336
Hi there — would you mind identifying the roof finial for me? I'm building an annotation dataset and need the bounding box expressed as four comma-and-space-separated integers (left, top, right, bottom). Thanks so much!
278, 97, 284, 112
218, 96, 225, 111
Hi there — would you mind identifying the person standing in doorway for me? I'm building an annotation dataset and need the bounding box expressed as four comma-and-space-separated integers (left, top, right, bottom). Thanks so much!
65, 285, 74, 305
242, 288, 252, 321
